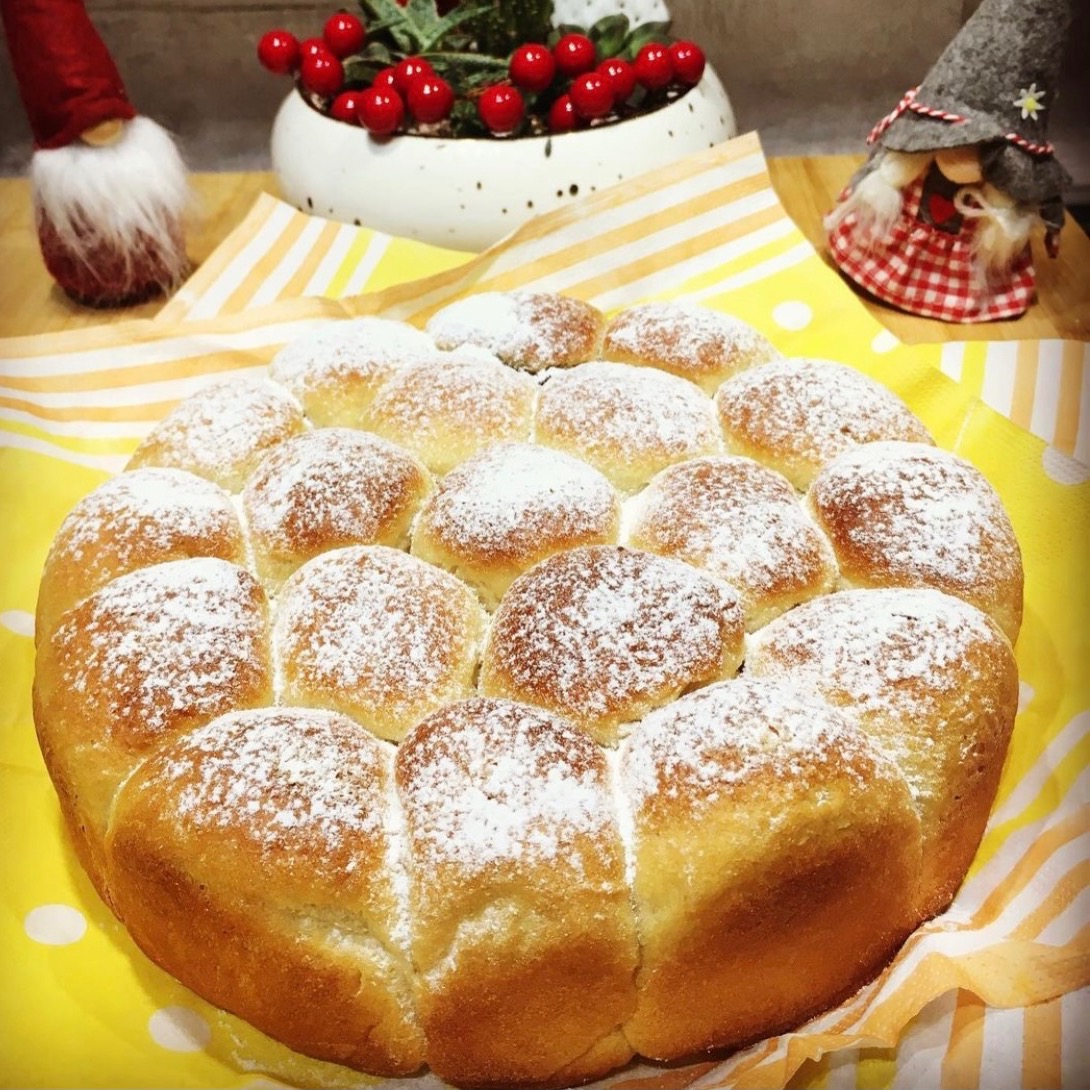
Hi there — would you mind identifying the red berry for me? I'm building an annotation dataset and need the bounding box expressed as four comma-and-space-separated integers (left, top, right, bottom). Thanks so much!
394, 56, 434, 93
323, 12, 366, 58
330, 90, 364, 123
407, 76, 455, 123
358, 87, 405, 135
548, 94, 579, 133
257, 29, 300, 75
569, 72, 613, 120
509, 43, 556, 92
669, 40, 706, 85
300, 51, 344, 96
373, 66, 399, 92
597, 57, 636, 105
299, 37, 331, 62
553, 33, 596, 77
634, 43, 674, 90
478, 83, 524, 134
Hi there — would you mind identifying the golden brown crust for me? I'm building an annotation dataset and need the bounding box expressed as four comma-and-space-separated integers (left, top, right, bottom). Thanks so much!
395, 698, 637, 1086
275, 546, 486, 741
602, 301, 779, 393
35, 467, 246, 644
425, 291, 604, 373
127, 378, 305, 492
746, 587, 1019, 918
620, 677, 922, 1058
480, 546, 744, 743
410, 442, 621, 609
715, 358, 934, 490
105, 706, 426, 1074
242, 427, 434, 589
626, 455, 838, 629
805, 441, 1024, 641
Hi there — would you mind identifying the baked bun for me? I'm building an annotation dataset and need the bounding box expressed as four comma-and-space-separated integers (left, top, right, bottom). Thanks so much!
620, 676, 922, 1059
32, 292, 1023, 1089
602, 301, 779, 393
425, 290, 604, 373
127, 378, 305, 491
480, 545, 744, 743
625, 455, 838, 629
396, 697, 637, 1086
365, 354, 537, 474
411, 442, 621, 608
34, 558, 272, 896
35, 467, 245, 643
747, 587, 1019, 918
269, 317, 437, 427
274, 546, 486, 741
805, 441, 1024, 641
242, 428, 433, 588
105, 706, 427, 1075
536, 361, 721, 493
715, 357, 934, 490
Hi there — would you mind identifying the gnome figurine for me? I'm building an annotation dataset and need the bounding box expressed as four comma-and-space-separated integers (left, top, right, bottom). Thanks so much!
1, 0, 191, 307
825, 0, 1072, 323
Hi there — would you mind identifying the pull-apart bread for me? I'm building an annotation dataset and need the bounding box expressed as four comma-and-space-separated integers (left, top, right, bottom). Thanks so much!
34, 293, 1021, 1088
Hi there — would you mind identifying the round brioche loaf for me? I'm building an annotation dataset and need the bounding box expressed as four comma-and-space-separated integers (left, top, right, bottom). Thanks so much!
32, 294, 1022, 1089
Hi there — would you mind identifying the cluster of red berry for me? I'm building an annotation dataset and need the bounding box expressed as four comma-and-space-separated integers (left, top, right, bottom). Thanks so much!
257, 12, 706, 138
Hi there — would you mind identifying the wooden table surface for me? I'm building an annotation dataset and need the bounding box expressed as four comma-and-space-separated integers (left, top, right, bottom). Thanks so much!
2, 156, 1089, 341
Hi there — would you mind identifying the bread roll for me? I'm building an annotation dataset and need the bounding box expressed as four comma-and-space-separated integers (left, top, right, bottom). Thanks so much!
127, 377, 305, 492
715, 358, 934, 490
274, 546, 486, 741
536, 361, 721, 493
805, 441, 1024, 640
620, 676, 922, 1058
269, 317, 437, 427
602, 301, 779, 393
395, 697, 637, 1086
425, 290, 604, 373
747, 587, 1019, 918
35, 467, 245, 643
410, 442, 621, 609
625, 454, 838, 629
480, 545, 744, 743
105, 706, 427, 1075
33, 558, 272, 897
242, 428, 433, 588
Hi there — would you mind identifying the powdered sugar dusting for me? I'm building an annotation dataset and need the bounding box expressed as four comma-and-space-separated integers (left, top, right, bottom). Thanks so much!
54, 557, 269, 743
483, 546, 742, 730
418, 442, 618, 561
621, 677, 874, 814
808, 441, 1022, 591
397, 698, 616, 877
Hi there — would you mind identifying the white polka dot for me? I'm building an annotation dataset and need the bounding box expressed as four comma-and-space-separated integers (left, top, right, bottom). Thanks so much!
772, 301, 813, 331
1, 610, 34, 638
871, 329, 900, 354
1042, 446, 1090, 485
1018, 682, 1035, 712
24, 903, 87, 945
148, 1006, 212, 1052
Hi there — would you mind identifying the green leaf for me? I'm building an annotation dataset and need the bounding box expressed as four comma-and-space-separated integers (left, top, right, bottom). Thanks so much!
425, 50, 511, 91
621, 20, 673, 61
589, 14, 629, 57
418, 0, 494, 52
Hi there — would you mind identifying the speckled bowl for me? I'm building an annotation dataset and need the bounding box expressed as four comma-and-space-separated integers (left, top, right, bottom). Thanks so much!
270, 68, 736, 252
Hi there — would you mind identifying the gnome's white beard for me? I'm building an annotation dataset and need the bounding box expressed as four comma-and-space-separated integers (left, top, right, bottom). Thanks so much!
30, 116, 191, 287
825, 149, 1037, 293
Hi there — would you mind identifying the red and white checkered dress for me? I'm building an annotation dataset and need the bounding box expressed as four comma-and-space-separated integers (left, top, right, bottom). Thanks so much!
827, 175, 1036, 322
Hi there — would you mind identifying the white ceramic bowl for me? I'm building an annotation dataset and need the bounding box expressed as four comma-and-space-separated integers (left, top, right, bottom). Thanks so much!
271, 69, 736, 252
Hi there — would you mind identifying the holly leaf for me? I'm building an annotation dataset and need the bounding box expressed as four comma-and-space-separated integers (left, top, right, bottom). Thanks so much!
589, 14, 629, 58
620, 20, 673, 60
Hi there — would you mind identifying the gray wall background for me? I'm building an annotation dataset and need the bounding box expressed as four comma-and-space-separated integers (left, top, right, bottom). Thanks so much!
2, 0, 1087, 200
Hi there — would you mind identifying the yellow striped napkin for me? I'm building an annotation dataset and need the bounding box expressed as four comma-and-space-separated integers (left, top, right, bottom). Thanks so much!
1, 131, 1087, 1090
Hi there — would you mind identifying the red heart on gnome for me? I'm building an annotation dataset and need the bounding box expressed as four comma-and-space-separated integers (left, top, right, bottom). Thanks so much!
928, 192, 958, 225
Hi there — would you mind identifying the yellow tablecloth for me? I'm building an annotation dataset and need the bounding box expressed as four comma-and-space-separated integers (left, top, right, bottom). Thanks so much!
1, 132, 1087, 1089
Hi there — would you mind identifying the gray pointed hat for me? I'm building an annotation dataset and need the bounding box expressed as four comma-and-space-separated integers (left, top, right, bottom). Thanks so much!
869, 0, 1073, 204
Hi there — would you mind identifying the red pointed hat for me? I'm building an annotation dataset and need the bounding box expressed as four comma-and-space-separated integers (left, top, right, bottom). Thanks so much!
1, 0, 137, 150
